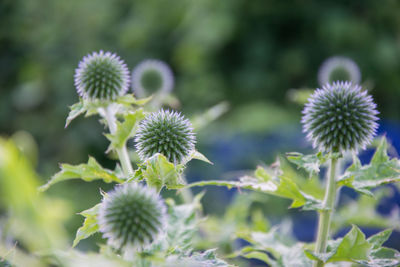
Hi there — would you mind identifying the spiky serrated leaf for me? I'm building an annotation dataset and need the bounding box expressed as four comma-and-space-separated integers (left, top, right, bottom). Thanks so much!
164, 193, 203, 252
338, 137, 400, 195
187, 165, 323, 210
105, 109, 145, 151
286, 151, 327, 177
142, 153, 185, 192
73, 204, 100, 247
305, 225, 372, 263
39, 157, 123, 191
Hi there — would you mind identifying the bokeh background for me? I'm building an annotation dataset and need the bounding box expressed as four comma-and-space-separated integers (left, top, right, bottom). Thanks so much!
1, 0, 400, 265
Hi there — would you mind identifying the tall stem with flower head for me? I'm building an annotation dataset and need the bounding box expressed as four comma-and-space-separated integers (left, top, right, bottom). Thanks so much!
302, 81, 379, 266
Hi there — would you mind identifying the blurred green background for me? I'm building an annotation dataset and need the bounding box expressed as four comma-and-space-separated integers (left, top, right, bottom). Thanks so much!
1, 0, 400, 260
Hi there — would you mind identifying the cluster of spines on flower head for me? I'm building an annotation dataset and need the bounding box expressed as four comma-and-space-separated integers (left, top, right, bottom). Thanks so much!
98, 183, 167, 250
74, 51, 130, 100
318, 56, 361, 86
302, 81, 379, 153
135, 109, 196, 164
131, 59, 174, 98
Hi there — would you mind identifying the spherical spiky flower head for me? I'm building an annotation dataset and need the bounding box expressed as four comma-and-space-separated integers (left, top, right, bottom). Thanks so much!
131, 59, 174, 98
74, 51, 130, 100
98, 183, 167, 250
318, 56, 361, 86
135, 110, 196, 164
302, 82, 379, 152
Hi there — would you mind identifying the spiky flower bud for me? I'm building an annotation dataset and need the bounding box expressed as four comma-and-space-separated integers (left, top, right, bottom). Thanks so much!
74, 51, 130, 100
131, 59, 174, 98
302, 81, 379, 152
318, 56, 361, 86
98, 183, 167, 250
135, 110, 196, 164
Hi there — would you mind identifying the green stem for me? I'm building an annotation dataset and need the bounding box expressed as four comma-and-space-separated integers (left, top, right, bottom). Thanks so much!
104, 106, 134, 177
313, 156, 338, 267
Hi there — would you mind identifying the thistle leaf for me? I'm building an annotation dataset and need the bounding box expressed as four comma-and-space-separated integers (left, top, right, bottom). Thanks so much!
338, 137, 400, 195
39, 156, 123, 191
187, 165, 323, 210
73, 204, 100, 247
286, 151, 327, 177
141, 153, 185, 192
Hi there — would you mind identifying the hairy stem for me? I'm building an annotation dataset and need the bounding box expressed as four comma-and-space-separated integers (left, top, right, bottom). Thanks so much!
313, 156, 338, 267
104, 106, 134, 177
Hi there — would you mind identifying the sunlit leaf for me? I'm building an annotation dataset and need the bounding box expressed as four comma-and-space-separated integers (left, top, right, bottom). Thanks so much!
187, 165, 323, 210
73, 204, 100, 247
39, 156, 124, 191
338, 137, 400, 196
184, 150, 213, 165
141, 153, 185, 192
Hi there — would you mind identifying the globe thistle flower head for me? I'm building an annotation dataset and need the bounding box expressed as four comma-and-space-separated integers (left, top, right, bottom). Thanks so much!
135, 109, 196, 164
131, 59, 174, 98
302, 81, 379, 153
318, 56, 361, 86
98, 183, 167, 250
74, 51, 130, 100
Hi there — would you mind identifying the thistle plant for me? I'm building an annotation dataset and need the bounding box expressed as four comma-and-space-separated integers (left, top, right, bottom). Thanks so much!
98, 183, 167, 250
36, 49, 400, 267
302, 81, 378, 267
318, 56, 361, 86
135, 109, 196, 164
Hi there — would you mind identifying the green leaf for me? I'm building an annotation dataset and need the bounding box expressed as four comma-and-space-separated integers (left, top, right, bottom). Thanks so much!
164, 193, 203, 252
105, 109, 145, 151
39, 156, 124, 191
286, 151, 327, 177
116, 94, 152, 106
65, 101, 86, 128
356, 229, 400, 267
187, 165, 323, 210
73, 204, 100, 247
165, 249, 235, 267
338, 137, 400, 195
185, 150, 213, 165
305, 225, 372, 263
141, 153, 185, 192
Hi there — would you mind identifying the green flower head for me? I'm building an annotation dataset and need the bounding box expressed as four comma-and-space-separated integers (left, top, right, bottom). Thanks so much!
74, 51, 130, 100
135, 109, 196, 164
302, 81, 379, 152
98, 183, 167, 250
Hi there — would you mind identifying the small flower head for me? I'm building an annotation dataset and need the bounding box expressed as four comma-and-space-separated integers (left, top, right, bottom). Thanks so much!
302, 81, 379, 152
131, 59, 174, 98
135, 109, 196, 164
74, 51, 130, 100
98, 183, 167, 250
318, 56, 361, 86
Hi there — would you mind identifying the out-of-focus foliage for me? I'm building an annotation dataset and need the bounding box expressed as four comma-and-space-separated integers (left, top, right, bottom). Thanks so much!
0, 135, 70, 265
